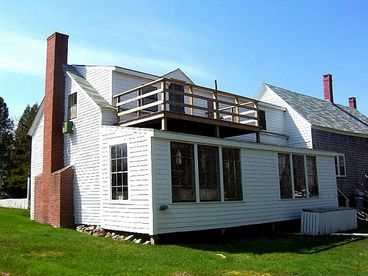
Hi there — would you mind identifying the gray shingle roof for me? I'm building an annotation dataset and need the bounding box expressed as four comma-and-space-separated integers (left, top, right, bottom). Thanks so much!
266, 84, 368, 135
63, 65, 116, 111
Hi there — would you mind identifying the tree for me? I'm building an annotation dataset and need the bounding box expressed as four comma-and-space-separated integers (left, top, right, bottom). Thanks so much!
5, 104, 38, 198
0, 97, 14, 198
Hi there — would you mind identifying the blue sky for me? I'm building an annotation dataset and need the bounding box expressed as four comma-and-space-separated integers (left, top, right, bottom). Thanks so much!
1, 0, 367, 122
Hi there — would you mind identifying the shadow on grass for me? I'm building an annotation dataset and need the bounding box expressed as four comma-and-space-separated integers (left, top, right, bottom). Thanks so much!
159, 221, 366, 255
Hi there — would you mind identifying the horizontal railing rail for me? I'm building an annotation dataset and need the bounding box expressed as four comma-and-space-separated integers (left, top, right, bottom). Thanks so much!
113, 78, 260, 127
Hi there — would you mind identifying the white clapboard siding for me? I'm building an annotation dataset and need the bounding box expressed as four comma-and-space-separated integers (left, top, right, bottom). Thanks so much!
112, 71, 157, 97
64, 75, 103, 225
230, 103, 287, 146
257, 86, 312, 148
230, 132, 288, 146
29, 113, 44, 219
100, 126, 154, 234
74, 66, 113, 104
151, 132, 338, 234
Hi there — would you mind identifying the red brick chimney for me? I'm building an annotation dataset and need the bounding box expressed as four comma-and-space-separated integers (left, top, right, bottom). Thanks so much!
35, 32, 74, 228
323, 74, 333, 103
349, 97, 357, 109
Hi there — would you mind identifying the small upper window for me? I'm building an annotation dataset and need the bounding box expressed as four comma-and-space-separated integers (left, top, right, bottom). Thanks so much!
68, 93, 77, 119
335, 154, 346, 177
259, 110, 266, 130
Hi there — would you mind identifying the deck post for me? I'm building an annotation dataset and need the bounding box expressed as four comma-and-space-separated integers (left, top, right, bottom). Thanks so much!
213, 90, 219, 120
161, 118, 167, 130
234, 97, 240, 123
188, 85, 193, 115
150, 235, 158, 245
215, 126, 220, 138
256, 132, 260, 143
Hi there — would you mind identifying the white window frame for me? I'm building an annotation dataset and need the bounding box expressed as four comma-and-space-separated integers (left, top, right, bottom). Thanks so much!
335, 154, 346, 177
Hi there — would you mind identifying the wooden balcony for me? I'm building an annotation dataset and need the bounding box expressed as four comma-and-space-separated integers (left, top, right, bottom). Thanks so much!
113, 78, 260, 139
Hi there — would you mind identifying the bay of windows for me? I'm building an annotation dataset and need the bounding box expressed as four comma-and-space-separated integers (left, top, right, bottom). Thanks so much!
171, 142, 242, 203
278, 153, 319, 199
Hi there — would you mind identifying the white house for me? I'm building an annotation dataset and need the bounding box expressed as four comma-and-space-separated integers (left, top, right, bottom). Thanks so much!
29, 33, 339, 242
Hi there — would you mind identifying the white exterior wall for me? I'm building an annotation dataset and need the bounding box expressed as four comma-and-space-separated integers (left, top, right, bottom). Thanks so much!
29, 113, 44, 219
112, 71, 156, 97
64, 75, 103, 225
257, 86, 312, 148
232, 103, 288, 146
151, 132, 338, 234
74, 66, 113, 104
100, 126, 154, 234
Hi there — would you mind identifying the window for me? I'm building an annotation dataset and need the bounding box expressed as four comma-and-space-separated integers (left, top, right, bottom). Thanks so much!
335, 154, 346, 177
259, 110, 266, 130
278, 153, 319, 199
278, 153, 292, 199
68, 93, 77, 119
306, 156, 319, 197
171, 142, 195, 202
222, 147, 242, 201
111, 144, 128, 200
292, 155, 307, 198
198, 145, 220, 201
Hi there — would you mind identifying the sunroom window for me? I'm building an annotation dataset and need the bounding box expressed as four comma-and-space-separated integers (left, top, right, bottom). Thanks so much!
222, 147, 242, 201
198, 145, 220, 201
170, 142, 195, 202
278, 153, 319, 199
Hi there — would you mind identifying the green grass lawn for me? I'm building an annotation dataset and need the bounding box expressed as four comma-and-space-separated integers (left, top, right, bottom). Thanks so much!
1, 208, 368, 276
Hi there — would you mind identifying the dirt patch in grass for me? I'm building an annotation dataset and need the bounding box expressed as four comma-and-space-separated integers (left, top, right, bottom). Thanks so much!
27, 250, 62, 257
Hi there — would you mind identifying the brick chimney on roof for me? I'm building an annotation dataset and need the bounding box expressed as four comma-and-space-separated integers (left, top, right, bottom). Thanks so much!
323, 74, 333, 103
349, 97, 357, 109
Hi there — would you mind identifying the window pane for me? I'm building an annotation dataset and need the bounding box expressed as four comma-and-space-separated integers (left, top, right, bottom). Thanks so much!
122, 158, 127, 172
111, 160, 116, 172
292, 155, 306, 198
116, 159, 122, 172
278, 153, 292, 199
222, 148, 242, 201
171, 142, 195, 202
307, 156, 319, 197
198, 145, 220, 201
334, 156, 339, 176
111, 146, 117, 159
338, 155, 345, 176
111, 143, 128, 200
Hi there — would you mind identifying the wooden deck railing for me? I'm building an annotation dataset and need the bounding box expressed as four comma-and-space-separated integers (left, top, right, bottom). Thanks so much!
113, 78, 259, 128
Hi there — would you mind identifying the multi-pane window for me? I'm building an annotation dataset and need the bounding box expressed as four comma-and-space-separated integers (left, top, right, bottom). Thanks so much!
335, 154, 346, 177
278, 153, 319, 199
111, 144, 128, 200
306, 156, 319, 197
171, 142, 195, 202
292, 154, 306, 198
278, 153, 292, 199
68, 93, 77, 119
198, 145, 220, 201
222, 147, 242, 201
